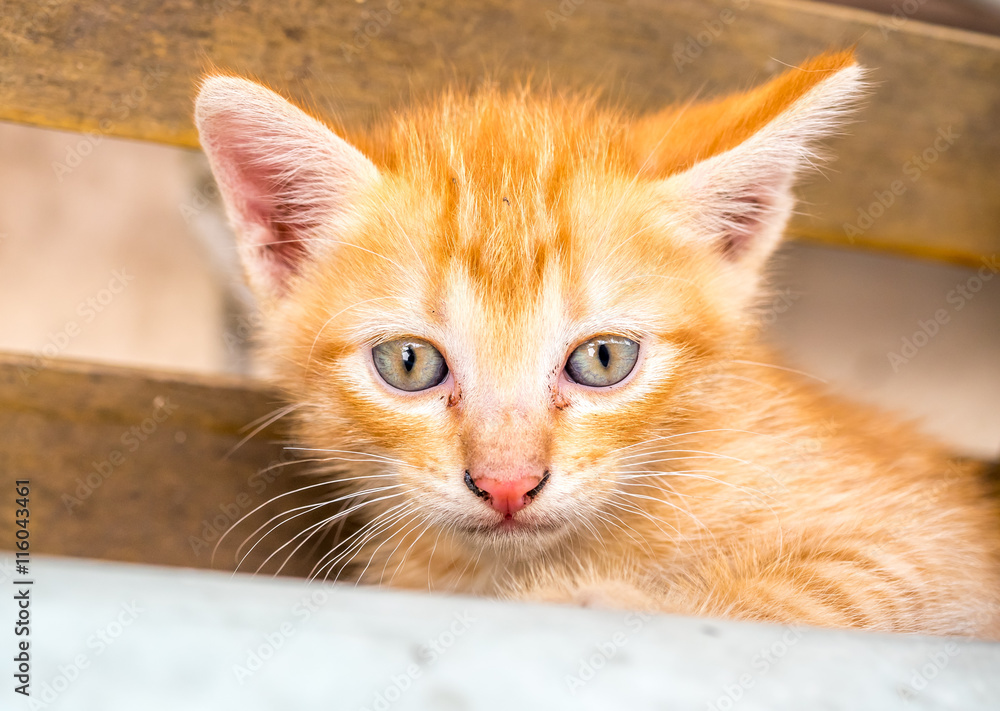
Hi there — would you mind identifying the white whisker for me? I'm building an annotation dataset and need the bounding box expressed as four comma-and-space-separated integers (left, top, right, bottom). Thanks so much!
284, 447, 417, 468
729, 359, 828, 384
309, 502, 413, 581
226, 403, 303, 458
238, 487, 407, 574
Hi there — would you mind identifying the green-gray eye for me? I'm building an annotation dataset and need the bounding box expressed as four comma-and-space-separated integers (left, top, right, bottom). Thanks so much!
565, 335, 639, 387
373, 338, 449, 392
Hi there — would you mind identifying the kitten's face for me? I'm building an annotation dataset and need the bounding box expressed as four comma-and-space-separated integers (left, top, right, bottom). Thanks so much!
273, 165, 725, 551
195, 53, 861, 557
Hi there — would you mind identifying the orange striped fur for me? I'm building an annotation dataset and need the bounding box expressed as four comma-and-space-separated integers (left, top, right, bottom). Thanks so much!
195, 52, 1000, 637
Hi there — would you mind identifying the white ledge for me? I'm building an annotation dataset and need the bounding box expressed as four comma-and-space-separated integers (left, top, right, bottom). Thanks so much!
6, 556, 999, 710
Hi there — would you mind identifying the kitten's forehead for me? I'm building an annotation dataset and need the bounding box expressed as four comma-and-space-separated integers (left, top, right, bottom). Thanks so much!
448, 179, 575, 319
427, 191, 672, 395
310, 90, 710, 384
380, 87, 639, 306
439, 239, 568, 391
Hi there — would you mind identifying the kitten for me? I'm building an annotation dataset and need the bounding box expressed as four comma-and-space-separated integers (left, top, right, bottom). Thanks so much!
195, 51, 1000, 637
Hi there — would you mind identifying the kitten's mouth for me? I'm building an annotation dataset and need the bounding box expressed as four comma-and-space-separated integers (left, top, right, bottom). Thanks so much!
462, 516, 564, 538
494, 517, 537, 533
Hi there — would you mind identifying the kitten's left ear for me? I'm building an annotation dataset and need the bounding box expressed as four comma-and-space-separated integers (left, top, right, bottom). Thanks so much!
195, 76, 380, 299
652, 52, 866, 275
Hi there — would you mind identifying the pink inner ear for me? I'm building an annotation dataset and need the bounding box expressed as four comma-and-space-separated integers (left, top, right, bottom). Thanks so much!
718, 192, 770, 260
243, 190, 314, 279
197, 77, 381, 295
219, 144, 331, 291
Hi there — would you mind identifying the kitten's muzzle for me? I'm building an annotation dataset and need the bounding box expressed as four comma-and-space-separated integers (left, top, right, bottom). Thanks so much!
464, 470, 550, 519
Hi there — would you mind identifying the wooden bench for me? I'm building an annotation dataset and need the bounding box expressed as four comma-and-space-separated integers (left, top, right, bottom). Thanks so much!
2, 3, 999, 707
1, 0, 998, 573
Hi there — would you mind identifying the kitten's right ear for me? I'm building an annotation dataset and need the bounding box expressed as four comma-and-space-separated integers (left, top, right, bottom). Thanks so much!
195, 76, 379, 298
638, 51, 864, 302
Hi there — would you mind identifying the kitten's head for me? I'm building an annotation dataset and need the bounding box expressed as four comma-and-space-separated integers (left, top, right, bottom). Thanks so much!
196, 53, 863, 556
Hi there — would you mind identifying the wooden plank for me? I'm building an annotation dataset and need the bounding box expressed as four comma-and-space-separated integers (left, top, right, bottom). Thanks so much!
0, 0, 997, 265
832, 0, 1000, 35
0, 352, 323, 577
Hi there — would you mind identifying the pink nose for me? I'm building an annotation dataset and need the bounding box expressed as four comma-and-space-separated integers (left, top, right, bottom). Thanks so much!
465, 472, 549, 518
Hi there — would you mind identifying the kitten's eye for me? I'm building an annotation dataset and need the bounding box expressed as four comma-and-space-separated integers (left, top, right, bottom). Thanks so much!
565, 335, 639, 387
373, 338, 449, 392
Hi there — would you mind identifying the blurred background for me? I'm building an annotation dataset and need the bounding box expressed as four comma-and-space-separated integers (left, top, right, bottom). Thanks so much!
0, 0, 998, 459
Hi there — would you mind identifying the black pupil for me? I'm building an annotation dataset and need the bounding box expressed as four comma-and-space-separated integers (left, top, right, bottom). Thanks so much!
598, 343, 610, 369
402, 345, 416, 372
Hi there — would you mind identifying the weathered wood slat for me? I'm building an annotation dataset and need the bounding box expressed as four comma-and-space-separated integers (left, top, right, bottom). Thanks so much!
0, 0, 998, 264
0, 349, 994, 575
0, 352, 320, 576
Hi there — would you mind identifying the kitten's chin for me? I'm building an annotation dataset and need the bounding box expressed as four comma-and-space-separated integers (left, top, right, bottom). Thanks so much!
456, 516, 569, 553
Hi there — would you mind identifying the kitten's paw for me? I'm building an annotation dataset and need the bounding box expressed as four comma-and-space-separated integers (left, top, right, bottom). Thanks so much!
567, 580, 660, 611
518, 578, 660, 613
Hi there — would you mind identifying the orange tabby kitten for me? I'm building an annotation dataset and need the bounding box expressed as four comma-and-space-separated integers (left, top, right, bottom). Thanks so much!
195, 51, 1000, 637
